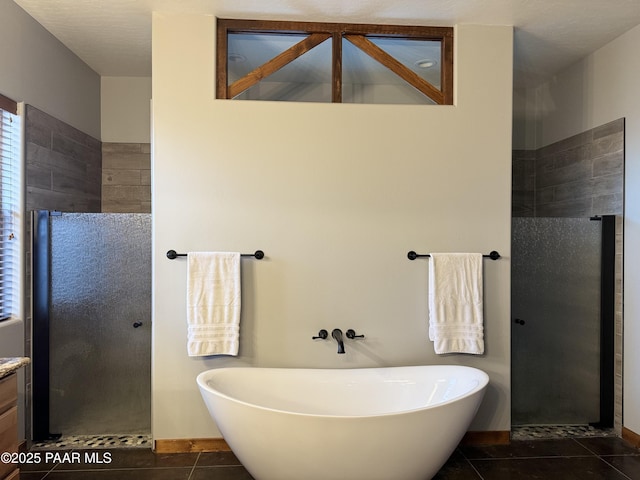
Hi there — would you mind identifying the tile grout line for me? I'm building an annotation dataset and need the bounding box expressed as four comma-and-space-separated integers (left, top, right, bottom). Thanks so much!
570, 437, 598, 455
49, 467, 195, 472
596, 456, 634, 480
465, 458, 486, 480
457, 447, 486, 479
572, 438, 636, 480
469, 454, 596, 461
186, 451, 201, 480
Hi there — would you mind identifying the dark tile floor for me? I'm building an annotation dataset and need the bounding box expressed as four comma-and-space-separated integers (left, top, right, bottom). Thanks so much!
18, 436, 640, 480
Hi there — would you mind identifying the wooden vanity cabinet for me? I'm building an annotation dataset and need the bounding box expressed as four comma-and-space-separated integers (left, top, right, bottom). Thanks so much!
0, 373, 18, 480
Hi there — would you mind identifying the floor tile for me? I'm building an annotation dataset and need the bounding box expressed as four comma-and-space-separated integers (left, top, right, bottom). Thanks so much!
196, 451, 244, 466
461, 438, 593, 459
191, 465, 255, 480
20, 473, 49, 480
471, 456, 630, 479
22, 468, 193, 480
433, 450, 482, 479
602, 454, 640, 479
18, 451, 60, 472
575, 436, 640, 456
22, 436, 640, 480
53, 449, 198, 470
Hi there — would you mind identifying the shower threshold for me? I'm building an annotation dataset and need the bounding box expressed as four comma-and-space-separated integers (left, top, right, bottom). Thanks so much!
31, 433, 151, 450
512, 424, 617, 440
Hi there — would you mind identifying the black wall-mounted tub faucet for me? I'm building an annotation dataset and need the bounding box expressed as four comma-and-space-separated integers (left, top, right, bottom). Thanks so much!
331, 328, 345, 354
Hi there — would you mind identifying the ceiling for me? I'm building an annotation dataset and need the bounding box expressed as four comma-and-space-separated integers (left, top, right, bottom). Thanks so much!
12, 0, 640, 88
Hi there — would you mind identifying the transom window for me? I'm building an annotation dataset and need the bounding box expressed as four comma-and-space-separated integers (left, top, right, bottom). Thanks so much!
217, 19, 453, 105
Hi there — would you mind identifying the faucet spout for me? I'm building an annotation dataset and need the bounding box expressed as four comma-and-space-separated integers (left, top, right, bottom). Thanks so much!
331, 329, 345, 354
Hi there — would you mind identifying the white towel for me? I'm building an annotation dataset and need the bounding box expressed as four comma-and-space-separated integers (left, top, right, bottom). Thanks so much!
186, 252, 241, 356
428, 253, 484, 355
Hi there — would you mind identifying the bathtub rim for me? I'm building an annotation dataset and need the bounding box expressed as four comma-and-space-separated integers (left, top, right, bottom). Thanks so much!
197, 364, 489, 419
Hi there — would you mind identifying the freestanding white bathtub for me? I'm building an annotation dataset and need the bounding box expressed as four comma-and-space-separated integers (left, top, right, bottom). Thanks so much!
197, 365, 489, 480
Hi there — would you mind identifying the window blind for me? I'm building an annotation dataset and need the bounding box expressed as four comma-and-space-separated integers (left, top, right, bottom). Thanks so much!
0, 96, 21, 322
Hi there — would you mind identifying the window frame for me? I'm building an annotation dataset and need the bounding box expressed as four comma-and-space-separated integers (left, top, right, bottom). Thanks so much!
217, 19, 454, 104
0, 93, 21, 323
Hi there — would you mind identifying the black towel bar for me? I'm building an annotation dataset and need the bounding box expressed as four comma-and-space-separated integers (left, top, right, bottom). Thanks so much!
407, 251, 500, 260
166, 250, 264, 260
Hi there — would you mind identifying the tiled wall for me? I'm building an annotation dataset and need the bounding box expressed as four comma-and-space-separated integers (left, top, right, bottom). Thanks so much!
25, 105, 102, 213
101, 143, 151, 213
512, 118, 624, 434
511, 149, 536, 217
513, 119, 624, 218
25, 108, 153, 215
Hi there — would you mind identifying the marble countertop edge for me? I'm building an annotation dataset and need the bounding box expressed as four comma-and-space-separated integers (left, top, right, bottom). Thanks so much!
0, 357, 30, 379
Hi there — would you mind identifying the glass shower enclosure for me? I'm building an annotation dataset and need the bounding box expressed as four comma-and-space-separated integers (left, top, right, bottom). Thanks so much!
511, 216, 615, 427
32, 211, 151, 440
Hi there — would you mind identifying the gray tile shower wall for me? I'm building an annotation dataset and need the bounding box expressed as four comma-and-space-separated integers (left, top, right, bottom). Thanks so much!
512, 118, 624, 218
25, 105, 102, 213
101, 143, 151, 213
25, 107, 150, 214
512, 149, 535, 217
536, 121, 623, 216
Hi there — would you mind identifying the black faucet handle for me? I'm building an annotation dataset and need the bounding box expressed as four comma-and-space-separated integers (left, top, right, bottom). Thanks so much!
346, 329, 364, 339
312, 329, 328, 340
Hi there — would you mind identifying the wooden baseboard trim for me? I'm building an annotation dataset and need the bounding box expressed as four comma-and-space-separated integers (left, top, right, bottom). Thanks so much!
460, 430, 511, 445
154, 438, 231, 453
622, 426, 640, 448
155, 430, 511, 453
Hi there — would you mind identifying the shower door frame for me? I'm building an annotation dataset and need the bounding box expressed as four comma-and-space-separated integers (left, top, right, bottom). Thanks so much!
597, 215, 615, 428
32, 210, 61, 441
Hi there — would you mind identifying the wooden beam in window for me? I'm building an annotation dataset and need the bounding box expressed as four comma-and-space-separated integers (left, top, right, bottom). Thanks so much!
441, 34, 454, 104
217, 19, 453, 104
0, 93, 17, 114
219, 18, 451, 39
332, 32, 342, 103
227, 32, 331, 99
216, 21, 229, 99
344, 34, 444, 105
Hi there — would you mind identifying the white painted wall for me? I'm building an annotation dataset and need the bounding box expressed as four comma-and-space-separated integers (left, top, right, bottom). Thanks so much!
525, 24, 640, 435
101, 76, 152, 143
152, 13, 513, 440
0, 0, 100, 139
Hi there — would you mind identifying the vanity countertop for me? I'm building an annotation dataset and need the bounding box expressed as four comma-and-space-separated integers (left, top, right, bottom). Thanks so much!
0, 357, 30, 379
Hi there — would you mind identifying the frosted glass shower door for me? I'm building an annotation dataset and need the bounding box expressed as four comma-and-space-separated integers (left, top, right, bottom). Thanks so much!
511, 217, 602, 425
48, 213, 151, 435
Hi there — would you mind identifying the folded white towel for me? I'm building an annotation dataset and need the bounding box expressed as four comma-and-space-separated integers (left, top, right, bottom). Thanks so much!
428, 253, 484, 355
186, 252, 241, 356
